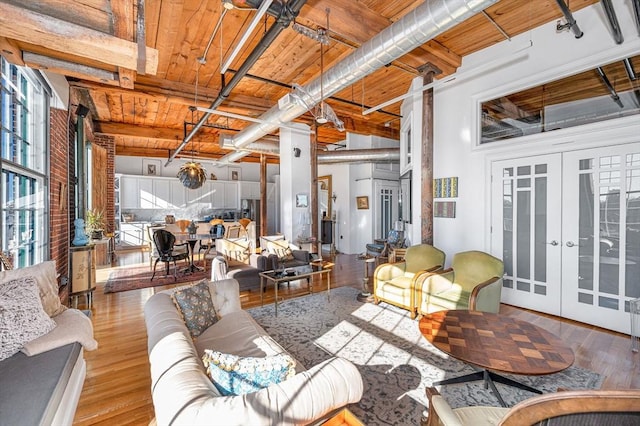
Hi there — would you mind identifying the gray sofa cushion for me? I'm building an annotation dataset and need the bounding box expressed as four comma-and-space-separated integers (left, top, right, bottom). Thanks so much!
0, 342, 82, 426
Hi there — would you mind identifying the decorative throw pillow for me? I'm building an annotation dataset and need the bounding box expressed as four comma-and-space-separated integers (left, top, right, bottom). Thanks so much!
171, 280, 218, 339
202, 350, 296, 396
267, 240, 294, 261
0, 260, 66, 317
0, 276, 57, 361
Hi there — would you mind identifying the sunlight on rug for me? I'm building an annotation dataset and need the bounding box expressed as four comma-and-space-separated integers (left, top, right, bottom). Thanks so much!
248, 287, 604, 426
104, 264, 208, 293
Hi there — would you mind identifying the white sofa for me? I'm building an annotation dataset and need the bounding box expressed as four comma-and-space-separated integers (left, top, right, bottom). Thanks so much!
0, 261, 97, 426
144, 278, 363, 425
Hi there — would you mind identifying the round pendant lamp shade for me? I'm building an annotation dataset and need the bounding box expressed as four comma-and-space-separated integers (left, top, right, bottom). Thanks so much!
177, 161, 207, 189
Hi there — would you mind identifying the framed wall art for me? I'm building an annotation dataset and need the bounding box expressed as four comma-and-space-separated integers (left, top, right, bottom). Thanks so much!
356, 196, 369, 210
143, 159, 162, 176
434, 201, 456, 218
433, 177, 458, 198
296, 193, 308, 208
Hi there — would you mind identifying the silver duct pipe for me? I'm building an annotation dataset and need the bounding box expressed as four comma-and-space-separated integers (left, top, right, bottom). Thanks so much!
601, 0, 623, 44
318, 148, 400, 164
217, 0, 499, 164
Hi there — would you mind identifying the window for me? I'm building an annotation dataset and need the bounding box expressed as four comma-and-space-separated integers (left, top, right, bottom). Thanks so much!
1, 57, 49, 268
480, 55, 640, 144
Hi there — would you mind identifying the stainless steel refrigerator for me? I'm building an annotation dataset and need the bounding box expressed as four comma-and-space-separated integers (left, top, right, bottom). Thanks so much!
241, 199, 260, 241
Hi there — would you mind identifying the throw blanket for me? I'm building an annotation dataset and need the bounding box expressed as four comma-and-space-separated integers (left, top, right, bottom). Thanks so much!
21, 309, 98, 356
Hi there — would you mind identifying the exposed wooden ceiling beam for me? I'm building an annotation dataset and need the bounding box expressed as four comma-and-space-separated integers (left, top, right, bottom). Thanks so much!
96, 121, 184, 141
0, 2, 158, 75
23, 52, 119, 86
0, 36, 24, 66
111, 0, 136, 88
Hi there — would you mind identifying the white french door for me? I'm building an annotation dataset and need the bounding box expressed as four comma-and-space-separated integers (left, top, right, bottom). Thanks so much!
491, 143, 640, 333
561, 145, 640, 334
491, 154, 563, 315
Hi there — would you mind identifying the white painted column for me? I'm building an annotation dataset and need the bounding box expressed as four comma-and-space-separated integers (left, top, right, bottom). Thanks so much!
279, 123, 311, 243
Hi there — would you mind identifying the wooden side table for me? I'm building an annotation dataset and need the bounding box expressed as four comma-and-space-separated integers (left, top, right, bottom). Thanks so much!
69, 245, 96, 308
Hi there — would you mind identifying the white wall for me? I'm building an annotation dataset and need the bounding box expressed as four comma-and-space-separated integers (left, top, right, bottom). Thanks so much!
404, 2, 640, 264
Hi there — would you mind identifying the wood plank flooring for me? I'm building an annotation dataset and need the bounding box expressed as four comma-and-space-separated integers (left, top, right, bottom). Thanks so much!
72, 251, 639, 425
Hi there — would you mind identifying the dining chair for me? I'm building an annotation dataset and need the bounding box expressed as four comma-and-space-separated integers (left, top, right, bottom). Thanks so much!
150, 229, 190, 281
146, 224, 165, 271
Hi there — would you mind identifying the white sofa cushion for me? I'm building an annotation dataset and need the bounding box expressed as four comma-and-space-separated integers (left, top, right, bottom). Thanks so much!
0, 260, 66, 317
202, 350, 295, 395
22, 308, 98, 356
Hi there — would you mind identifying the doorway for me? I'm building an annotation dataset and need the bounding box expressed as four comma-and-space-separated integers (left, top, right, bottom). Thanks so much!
491, 143, 640, 333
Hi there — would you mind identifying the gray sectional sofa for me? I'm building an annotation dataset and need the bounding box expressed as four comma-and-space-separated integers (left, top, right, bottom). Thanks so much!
144, 278, 363, 425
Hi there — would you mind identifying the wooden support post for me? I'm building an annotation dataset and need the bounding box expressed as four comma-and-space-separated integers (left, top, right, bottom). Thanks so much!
260, 154, 267, 238
418, 63, 441, 245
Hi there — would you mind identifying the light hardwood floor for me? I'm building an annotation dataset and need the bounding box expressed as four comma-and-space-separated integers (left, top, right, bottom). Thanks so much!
72, 251, 640, 425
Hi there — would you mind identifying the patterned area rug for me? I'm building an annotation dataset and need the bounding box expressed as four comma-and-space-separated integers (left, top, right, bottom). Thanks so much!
104, 264, 208, 293
248, 287, 603, 426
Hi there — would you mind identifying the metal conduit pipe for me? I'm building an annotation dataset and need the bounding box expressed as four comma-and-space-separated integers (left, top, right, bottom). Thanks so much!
634, 0, 640, 36
601, 0, 623, 44
317, 148, 400, 164
216, 0, 499, 165
554, 0, 584, 39
166, 0, 306, 166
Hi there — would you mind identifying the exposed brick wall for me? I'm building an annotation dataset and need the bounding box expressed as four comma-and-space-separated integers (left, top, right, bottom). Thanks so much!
49, 107, 71, 305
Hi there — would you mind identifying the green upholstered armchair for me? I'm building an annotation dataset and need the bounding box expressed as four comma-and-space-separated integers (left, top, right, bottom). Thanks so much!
373, 244, 445, 318
415, 250, 504, 316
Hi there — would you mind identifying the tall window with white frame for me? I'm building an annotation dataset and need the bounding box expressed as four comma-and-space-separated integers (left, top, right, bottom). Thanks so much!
0, 56, 50, 268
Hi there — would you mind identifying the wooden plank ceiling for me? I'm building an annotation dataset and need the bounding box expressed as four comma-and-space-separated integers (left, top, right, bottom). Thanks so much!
0, 0, 601, 164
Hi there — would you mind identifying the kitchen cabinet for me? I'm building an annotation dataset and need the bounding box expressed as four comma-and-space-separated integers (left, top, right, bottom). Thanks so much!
153, 179, 172, 208
223, 181, 239, 209
170, 180, 186, 208
240, 181, 261, 199
202, 181, 225, 208
121, 176, 139, 209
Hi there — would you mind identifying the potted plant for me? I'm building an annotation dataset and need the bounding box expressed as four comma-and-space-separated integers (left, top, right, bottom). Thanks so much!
86, 209, 105, 240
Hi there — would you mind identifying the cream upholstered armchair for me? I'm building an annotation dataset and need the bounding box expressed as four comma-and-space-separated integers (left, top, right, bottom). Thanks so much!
373, 244, 445, 318
425, 386, 640, 426
415, 250, 503, 316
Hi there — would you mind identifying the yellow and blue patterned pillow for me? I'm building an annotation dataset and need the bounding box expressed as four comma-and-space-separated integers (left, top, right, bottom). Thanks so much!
202, 350, 296, 396
171, 280, 217, 339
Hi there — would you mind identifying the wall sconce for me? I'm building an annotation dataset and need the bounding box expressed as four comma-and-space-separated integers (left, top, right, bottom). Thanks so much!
293, 147, 301, 157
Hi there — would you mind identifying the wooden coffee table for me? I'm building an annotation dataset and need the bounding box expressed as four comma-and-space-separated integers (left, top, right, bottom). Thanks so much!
419, 310, 575, 407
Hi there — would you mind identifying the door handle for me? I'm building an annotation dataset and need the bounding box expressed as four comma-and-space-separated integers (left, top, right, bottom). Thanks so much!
548, 240, 559, 246
566, 241, 576, 247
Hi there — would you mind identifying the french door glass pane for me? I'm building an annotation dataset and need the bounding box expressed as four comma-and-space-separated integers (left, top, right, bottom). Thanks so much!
578, 172, 594, 291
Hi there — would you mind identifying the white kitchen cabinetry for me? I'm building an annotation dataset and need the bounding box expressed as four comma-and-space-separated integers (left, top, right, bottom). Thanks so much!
170, 180, 186, 208
121, 176, 139, 209
223, 181, 239, 209
204, 181, 226, 208
240, 181, 261, 199
153, 179, 172, 208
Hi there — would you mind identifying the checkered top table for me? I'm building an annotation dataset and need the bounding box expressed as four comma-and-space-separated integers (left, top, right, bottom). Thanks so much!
419, 310, 574, 375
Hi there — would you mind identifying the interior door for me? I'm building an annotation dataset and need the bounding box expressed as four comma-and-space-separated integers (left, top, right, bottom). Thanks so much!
561, 144, 640, 334
373, 181, 400, 240
491, 154, 562, 315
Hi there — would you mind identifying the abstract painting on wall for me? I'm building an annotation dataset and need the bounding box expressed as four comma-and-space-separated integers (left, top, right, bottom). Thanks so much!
434, 201, 456, 218
433, 177, 458, 198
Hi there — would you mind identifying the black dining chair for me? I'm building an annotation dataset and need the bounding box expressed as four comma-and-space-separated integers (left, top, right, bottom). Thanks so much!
151, 229, 190, 281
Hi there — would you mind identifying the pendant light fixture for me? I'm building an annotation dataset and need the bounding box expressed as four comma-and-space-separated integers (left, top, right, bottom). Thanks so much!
177, 106, 207, 189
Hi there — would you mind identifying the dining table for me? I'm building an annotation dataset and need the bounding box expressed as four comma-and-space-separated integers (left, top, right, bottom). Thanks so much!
173, 233, 211, 273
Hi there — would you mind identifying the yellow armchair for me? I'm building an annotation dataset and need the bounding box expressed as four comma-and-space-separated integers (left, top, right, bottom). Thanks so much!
415, 250, 504, 315
373, 244, 445, 318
